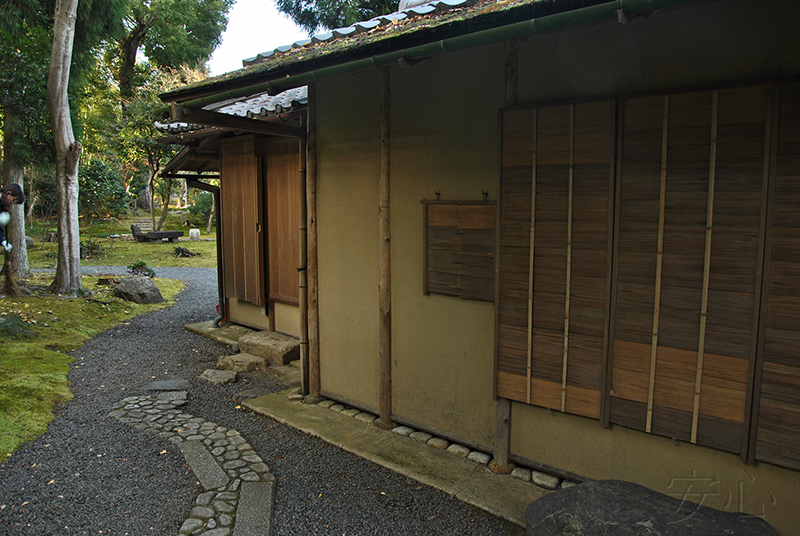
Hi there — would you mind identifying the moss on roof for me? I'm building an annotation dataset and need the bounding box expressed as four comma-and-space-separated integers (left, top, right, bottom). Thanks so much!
163, 0, 602, 101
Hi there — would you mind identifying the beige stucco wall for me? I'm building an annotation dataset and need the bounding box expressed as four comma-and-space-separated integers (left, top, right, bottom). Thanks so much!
317, 69, 383, 408
314, 0, 800, 533
273, 302, 299, 338
388, 44, 504, 446
227, 298, 269, 331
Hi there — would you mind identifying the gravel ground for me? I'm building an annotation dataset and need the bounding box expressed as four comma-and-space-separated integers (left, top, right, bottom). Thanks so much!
0, 266, 523, 536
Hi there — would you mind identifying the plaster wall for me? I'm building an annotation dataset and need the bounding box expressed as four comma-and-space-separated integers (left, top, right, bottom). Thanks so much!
316, 70, 382, 408
227, 298, 269, 331
274, 302, 300, 338
388, 44, 504, 446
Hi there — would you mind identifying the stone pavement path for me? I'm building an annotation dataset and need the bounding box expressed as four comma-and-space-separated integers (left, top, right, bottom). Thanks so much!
109, 389, 275, 536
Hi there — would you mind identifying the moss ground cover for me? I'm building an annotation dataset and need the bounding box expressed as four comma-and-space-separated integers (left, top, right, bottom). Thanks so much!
0, 274, 184, 460
27, 237, 218, 270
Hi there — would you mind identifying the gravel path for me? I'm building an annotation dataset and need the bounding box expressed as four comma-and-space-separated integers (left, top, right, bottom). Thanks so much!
0, 267, 522, 535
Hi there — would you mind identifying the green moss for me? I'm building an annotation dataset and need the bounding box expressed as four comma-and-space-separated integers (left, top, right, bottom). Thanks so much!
0, 275, 184, 460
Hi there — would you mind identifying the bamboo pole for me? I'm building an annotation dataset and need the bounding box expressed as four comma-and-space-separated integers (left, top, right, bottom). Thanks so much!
299, 118, 310, 396
307, 83, 321, 399
691, 91, 718, 443
377, 67, 394, 429
561, 105, 575, 413
526, 109, 538, 405
646, 95, 670, 434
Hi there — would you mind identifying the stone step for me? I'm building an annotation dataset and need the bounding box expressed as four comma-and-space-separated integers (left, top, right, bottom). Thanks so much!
238, 331, 300, 366
217, 353, 266, 372
132, 218, 154, 231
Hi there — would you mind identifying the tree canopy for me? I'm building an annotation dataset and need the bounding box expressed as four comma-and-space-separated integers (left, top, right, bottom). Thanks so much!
276, 0, 398, 34
115, 0, 234, 98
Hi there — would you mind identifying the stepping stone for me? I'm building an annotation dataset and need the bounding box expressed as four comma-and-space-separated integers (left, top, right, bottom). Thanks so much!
145, 379, 191, 391
234, 477, 276, 536
179, 440, 229, 490
200, 369, 237, 385
218, 353, 266, 372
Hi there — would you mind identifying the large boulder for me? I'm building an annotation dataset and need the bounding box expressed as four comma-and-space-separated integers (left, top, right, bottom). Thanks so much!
526, 479, 777, 536
113, 276, 164, 304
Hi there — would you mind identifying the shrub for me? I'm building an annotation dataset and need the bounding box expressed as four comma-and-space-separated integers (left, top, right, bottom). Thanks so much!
79, 160, 129, 218
0, 312, 37, 340
126, 260, 156, 278
188, 192, 214, 224
80, 239, 106, 260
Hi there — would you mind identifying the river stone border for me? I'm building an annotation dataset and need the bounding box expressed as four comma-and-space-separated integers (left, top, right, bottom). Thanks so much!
108, 393, 273, 535
306, 395, 578, 492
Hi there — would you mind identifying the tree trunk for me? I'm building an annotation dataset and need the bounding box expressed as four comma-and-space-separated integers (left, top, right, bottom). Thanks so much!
206, 195, 215, 234
2, 112, 31, 278
180, 179, 188, 208
118, 18, 151, 101
47, 0, 81, 296
156, 177, 173, 231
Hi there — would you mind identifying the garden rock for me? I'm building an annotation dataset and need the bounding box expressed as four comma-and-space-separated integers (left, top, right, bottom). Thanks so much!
25, 237, 34, 247
42, 231, 57, 242
200, 369, 237, 385
113, 276, 164, 304
525, 479, 778, 536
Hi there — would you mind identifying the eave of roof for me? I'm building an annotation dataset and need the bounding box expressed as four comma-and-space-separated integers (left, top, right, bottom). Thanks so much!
161, 0, 611, 104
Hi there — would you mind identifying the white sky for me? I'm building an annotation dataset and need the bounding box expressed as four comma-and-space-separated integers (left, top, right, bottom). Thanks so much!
208, 0, 309, 76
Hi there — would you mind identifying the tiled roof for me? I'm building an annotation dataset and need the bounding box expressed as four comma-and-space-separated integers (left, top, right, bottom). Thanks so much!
241, 0, 480, 68
155, 85, 308, 134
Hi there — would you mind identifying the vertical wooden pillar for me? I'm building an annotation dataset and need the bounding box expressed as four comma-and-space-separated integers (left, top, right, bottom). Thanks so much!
299, 118, 310, 396
377, 67, 394, 429
307, 83, 321, 399
492, 39, 519, 472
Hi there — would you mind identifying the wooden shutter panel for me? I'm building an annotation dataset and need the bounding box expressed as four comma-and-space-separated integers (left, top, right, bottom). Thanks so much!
755, 82, 800, 469
424, 202, 495, 302
497, 101, 614, 420
610, 86, 769, 453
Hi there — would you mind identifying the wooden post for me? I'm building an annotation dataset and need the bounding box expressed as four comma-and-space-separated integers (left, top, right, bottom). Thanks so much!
490, 398, 513, 472
491, 41, 520, 472
561, 105, 575, 413
527, 109, 537, 405
299, 118, 310, 396
307, 83, 321, 399
377, 67, 394, 429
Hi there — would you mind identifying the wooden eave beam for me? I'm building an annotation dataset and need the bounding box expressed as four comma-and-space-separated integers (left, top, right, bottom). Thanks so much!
170, 104, 304, 139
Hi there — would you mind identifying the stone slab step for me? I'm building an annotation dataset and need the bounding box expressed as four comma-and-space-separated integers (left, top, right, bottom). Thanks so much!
233, 478, 276, 536
238, 331, 300, 365
218, 353, 266, 372
179, 440, 230, 490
